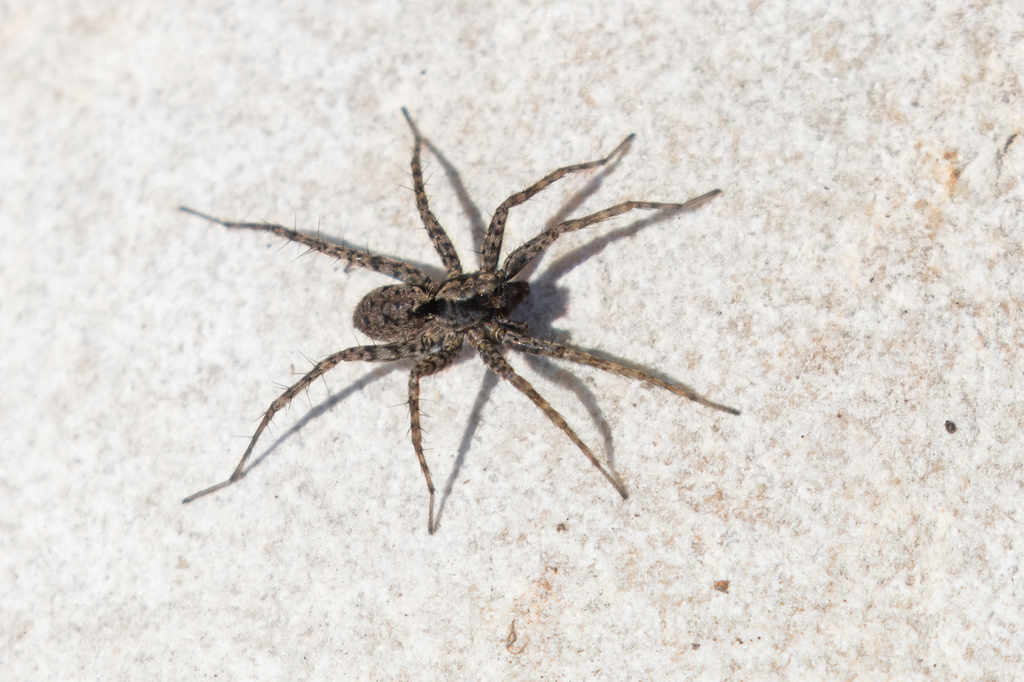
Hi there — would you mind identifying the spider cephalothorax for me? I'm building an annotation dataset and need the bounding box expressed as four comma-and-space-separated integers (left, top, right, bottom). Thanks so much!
181, 109, 738, 533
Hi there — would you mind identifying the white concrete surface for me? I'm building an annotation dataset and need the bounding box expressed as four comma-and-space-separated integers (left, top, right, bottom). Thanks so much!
2, 1, 1022, 679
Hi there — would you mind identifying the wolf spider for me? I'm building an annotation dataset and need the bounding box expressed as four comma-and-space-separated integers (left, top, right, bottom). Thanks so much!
181, 109, 738, 533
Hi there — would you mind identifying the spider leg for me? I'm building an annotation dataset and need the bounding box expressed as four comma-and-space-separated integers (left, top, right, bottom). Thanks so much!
480, 135, 636, 274
500, 330, 740, 415
467, 329, 629, 500
182, 343, 422, 504
401, 108, 462, 277
500, 190, 721, 279
179, 206, 431, 287
407, 340, 463, 534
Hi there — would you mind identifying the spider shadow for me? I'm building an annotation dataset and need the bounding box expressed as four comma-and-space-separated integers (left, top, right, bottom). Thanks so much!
521, 202, 707, 286
244, 364, 400, 474
426, 133, 634, 528
331, 130, 491, 282
430, 132, 707, 530
418, 133, 489, 253
506, 205, 719, 481
433, 343, 616, 530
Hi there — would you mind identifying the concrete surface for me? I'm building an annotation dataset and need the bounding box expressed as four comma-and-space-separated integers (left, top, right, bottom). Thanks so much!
2, 1, 1022, 679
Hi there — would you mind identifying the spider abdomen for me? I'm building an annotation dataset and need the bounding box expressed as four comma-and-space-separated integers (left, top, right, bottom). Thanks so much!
353, 284, 431, 342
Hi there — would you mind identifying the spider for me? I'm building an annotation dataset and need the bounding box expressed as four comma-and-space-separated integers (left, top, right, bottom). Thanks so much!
180, 109, 739, 533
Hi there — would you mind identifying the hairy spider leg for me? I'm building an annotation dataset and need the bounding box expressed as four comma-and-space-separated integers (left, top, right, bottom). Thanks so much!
467, 329, 629, 500
500, 190, 722, 279
178, 207, 431, 287
401, 108, 463, 277
499, 329, 740, 415
479, 135, 636, 275
407, 341, 463, 534
182, 343, 420, 504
